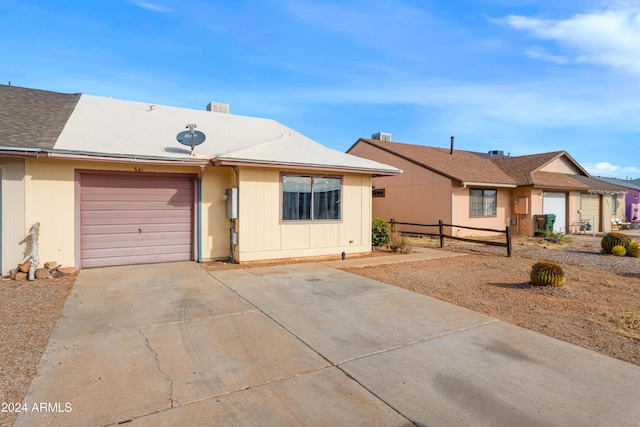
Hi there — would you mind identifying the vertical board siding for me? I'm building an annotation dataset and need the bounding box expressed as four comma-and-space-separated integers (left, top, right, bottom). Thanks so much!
80, 173, 194, 268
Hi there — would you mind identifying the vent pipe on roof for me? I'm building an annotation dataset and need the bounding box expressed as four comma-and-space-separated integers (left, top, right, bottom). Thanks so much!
450, 136, 454, 154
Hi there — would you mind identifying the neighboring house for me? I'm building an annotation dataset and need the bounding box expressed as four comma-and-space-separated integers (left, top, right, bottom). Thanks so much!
0, 85, 400, 274
348, 134, 627, 237
597, 177, 640, 223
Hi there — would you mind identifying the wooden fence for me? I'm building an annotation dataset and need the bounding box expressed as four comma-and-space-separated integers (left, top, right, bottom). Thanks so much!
389, 219, 512, 257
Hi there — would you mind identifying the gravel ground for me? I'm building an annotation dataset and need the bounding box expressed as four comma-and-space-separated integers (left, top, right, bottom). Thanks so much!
0, 275, 75, 427
346, 234, 640, 367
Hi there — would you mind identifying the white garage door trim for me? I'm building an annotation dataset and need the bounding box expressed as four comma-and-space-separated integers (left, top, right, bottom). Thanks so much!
77, 171, 196, 268
543, 192, 567, 233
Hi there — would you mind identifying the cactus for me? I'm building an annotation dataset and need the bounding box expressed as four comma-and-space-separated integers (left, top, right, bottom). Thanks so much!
625, 241, 640, 258
611, 245, 627, 256
530, 261, 565, 287
601, 232, 632, 254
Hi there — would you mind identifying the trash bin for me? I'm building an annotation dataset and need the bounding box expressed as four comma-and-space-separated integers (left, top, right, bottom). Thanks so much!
534, 214, 556, 236
544, 214, 556, 233
534, 215, 545, 236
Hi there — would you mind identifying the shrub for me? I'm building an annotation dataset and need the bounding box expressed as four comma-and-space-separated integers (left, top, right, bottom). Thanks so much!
530, 261, 565, 287
372, 218, 391, 247
387, 232, 412, 254
612, 245, 627, 256
601, 232, 632, 254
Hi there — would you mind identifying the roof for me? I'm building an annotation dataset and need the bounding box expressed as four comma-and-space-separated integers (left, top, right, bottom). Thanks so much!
0, 85, 400, 175
352, 138, 517, 186
0, 85, 80, 148
568, 175, 629, 193
597, 176, 640, 191
351, 138, 605, 191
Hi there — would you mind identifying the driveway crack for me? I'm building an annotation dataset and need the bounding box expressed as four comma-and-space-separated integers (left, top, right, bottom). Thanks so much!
138, 328, 175, 408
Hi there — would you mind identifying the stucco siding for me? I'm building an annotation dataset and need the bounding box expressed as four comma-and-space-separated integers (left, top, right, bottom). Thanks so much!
1, 158, 26, 274
540, 157, 583, 175
200, 166, 237, 260
236, 167, 371, 262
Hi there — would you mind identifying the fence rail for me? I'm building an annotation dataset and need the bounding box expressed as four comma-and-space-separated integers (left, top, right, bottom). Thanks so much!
390, 219, 512, 257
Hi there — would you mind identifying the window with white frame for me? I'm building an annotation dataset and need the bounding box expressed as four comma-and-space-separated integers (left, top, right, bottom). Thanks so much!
282, 175, 341, 221
470, 188, 497, 217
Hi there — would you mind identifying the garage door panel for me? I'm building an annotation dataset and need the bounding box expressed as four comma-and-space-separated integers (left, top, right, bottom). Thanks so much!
80, 173, 194, 268
81, 250, 192, 269
82, 223, 192, 235
81, 231, 192, 249
81, 210, 191, 225
82, 201, 192, 211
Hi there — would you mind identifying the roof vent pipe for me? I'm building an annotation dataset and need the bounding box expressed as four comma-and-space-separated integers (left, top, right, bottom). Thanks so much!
450, 136, 455, 154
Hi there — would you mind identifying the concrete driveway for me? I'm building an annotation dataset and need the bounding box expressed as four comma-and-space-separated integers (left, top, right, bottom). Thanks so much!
16, 261, 640, 426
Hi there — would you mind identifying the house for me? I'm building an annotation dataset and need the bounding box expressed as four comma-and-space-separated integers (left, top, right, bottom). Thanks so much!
0, 85, 400, 274
597, 177, 640, 224
347, 134, 627, 237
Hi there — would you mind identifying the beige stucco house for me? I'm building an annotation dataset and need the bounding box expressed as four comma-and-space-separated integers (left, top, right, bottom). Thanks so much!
348, 135, 626, 237
0, 85, 400, 274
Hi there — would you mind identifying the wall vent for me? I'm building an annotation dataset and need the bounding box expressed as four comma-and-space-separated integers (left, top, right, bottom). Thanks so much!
207, 102, 230, 114
372, 132, 391, 141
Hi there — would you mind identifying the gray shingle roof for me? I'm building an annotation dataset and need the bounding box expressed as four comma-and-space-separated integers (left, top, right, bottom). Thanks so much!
0, 84, 80, 148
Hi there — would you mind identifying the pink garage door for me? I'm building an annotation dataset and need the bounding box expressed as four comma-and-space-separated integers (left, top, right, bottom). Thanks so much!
80, 173, 194, 268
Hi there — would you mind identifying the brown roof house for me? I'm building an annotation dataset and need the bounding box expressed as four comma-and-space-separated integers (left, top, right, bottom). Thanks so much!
348, 134, 627, 237
0, 85, 400, 274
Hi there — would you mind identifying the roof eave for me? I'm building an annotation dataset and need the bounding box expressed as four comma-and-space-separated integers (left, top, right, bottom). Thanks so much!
213, 158, 401, 176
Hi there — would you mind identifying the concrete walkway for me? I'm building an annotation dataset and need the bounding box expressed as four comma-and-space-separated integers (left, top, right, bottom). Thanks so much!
16, 255, 640, 426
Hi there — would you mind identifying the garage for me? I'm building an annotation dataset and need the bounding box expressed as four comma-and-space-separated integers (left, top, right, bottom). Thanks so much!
79, 172, 195, 268
580, 193, 601, 232
543, 192, 567, 233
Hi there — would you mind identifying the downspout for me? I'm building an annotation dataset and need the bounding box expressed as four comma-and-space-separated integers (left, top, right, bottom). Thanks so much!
196, 165, 206, 263
197, 177, 202, 263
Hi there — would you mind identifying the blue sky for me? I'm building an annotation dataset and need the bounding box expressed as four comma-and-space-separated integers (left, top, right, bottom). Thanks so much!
2, 0, 639, 179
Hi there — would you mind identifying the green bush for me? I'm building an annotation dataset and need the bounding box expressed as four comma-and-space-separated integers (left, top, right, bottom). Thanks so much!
372, 218, 391, 247
530, 261, 565, 287
612, 245, 627, 256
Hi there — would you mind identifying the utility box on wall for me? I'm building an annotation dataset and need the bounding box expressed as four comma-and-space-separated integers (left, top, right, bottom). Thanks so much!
225, 188, 238, 219
513, 197, 529, 215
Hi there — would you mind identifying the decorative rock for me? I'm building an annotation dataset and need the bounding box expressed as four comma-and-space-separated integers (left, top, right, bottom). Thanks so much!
35, 268, 51, 280
57, 267, 77, 275
8, 269, 19, 280
15, 272, 28, 281
19, 260, 32, 273
51, 270, 63, 279
44, 261, 58, 270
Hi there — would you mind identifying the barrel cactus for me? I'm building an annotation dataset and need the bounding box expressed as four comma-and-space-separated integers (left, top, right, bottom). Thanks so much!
611, 245, 627, 256
530, 261, 565, 287
625, 241, 640, 258
601, 232, 632, 254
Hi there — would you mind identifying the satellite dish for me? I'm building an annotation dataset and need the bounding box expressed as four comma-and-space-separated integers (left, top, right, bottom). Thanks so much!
176, 130, 206, 146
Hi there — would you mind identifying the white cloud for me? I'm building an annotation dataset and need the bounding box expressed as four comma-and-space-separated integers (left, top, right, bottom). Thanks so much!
498, 3, 640, 73
129, 1, 172, 13
583, 161, 640, 178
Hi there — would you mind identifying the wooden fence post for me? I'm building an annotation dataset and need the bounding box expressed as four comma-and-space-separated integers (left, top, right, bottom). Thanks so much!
439, 219, 444, 248
506, 225, 512, 257
390, 218, 395, 232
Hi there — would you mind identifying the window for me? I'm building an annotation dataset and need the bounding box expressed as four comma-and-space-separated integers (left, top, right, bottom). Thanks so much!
612, 194, 617, 215
372, 188, 385, 198
282, 175, 341, 221
470, 189, 497, 217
